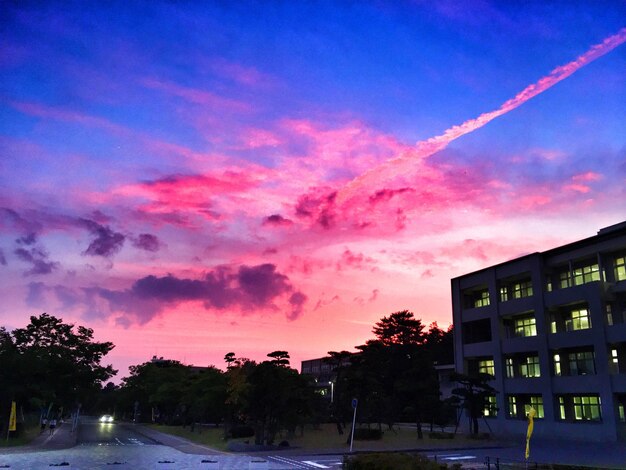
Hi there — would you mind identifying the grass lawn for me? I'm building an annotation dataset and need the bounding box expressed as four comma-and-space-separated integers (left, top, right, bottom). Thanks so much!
148, 423, 502, 452
0, 423, 40, 448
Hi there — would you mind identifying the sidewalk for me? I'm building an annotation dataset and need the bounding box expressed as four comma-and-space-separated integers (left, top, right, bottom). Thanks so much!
0, 422, 77, 455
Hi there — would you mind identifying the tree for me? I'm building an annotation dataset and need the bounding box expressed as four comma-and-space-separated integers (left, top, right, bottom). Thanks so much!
372, 310, 425, 346
0, 313, 116, 435
451, 372, 497, 435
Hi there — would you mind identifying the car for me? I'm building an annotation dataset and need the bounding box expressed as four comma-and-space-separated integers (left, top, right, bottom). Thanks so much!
99, 414, 114, 423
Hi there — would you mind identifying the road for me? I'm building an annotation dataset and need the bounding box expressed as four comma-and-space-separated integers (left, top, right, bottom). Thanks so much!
77, 417, 157, 447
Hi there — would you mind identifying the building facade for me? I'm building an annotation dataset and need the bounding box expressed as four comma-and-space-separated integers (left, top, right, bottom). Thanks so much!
452, 221, 626, 441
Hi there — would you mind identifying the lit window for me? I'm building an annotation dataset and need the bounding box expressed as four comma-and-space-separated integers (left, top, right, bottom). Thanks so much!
619, 404, 625, 422
568, 351, 595, 376
484, 395, 497, 417
573, 396, 601, 421
553, 354, 561, 376
474, 289, 490, 308
514, 316, 537, 337
546, 279, 553, 292
559, 271, 571, 289
499, 286, 509, 302
513, 280, 533, 299
507, 396, 517, 418
610, 349, 619, 374
520, 356, 541, 378
505, 358, 514, 378
478, 359, 495, 377
616, 256, 626, 282
572, 264, 600, 285
558, 396, 566, 419
565, 308, 591, 331
528, 396, 544, 418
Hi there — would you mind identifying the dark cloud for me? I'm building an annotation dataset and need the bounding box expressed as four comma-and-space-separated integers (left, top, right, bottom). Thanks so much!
295, 190, 337, 229
0, 207, 43, 234
16, 233, 37, 245
368, 187, 414, 205
263, 214, 293, 226
14, 246, 59, 275
96, 263, 307, 324
0, 248, 6, 266
78, 218, 125, 257
132, 233, 161, 252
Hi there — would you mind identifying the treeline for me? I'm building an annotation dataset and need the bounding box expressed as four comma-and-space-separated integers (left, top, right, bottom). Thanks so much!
2, 311, 483, 443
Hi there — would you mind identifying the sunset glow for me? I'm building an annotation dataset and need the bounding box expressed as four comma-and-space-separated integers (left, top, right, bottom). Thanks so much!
1, 2, 625, 378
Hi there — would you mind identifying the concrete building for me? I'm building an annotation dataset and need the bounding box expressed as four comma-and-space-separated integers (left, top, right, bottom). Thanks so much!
451, 221, 626, 441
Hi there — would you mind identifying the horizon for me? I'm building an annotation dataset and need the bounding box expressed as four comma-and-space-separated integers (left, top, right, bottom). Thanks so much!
1, 2, 625, 380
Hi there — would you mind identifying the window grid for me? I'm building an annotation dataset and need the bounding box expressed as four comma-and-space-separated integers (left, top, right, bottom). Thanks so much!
499, 286, 508, 302
610, 349, 619, 374
572, 264, 600, 285
568, 351, 595, 376
474, 290, 490, 308
513, 280, 533, 299
507, 396, 517, 418
478, 359, 495, 377
514, 316, 537, 337
559, 271, 570, 289
553, 354, 561, 376
565, 308, 591, 331
484, 395, 497, 417
505, 358, 514, 378
558, 397, 566, 420
573, 396, 601, 421
616, 256, 626, 282
520, 356, 541, 378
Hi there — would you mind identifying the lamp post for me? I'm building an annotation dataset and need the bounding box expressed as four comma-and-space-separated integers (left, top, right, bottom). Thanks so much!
328, 381, 334, 403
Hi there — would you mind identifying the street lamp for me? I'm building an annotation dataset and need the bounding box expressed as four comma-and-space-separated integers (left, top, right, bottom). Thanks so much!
328, 381, 334, 403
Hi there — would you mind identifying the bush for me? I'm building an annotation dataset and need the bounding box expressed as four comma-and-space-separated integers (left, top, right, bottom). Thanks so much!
343, 453, 459, 470
229, 425, 254, 438
352, 428, 383, 440
428, 432, 454, 439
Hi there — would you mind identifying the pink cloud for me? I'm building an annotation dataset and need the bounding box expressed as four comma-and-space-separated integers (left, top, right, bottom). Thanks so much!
572, 171, 602, 182
209, 58, 275, 87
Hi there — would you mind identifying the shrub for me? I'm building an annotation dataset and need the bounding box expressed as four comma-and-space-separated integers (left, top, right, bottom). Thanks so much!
428, 432, 454, 439
343, 453, 458, 470
229, 425, 254, 438
352, 428, 383, 440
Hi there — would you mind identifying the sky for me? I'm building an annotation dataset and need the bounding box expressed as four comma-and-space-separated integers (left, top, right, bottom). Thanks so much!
1, 1, 625, 380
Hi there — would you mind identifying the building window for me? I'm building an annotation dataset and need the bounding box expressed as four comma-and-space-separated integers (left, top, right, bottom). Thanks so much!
565, 308, 591, 331
514, 316, 537, 337
528, 396, 544, 418
619, 404, 625, 422
513, 280, 533, 299
499, 286, 508, 302
520, 356, 541, 378
474, 289, 490, 308
568, 351, 596, 376
507, 396, 517, 417
559, 271, 571, 289
572, 263, 600, 285
505, 358, 514, 378
610, 348, 619, 374
478, 359, 495, 377
616, 256, 626, 282
462, 319, 492, 344
573, 396, 601, 421
553, 354, 562, 376
557, 395, 602, 421
607, 304, 614, 326
484, 395, 497, 417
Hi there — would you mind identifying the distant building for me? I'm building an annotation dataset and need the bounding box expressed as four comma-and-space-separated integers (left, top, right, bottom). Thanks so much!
451, 221, 626, 441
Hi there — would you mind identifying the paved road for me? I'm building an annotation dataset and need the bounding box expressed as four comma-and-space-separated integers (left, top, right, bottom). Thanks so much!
77, 419, 157, 447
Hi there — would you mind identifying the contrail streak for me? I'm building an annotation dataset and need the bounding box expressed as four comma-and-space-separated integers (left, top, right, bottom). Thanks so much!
337, 27, 626, 204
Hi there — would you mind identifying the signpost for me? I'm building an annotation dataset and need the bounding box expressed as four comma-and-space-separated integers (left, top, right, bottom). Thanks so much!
349, 398, 358, 452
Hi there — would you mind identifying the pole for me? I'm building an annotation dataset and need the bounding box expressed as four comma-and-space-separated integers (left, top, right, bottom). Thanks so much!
349, 399, 358, 453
